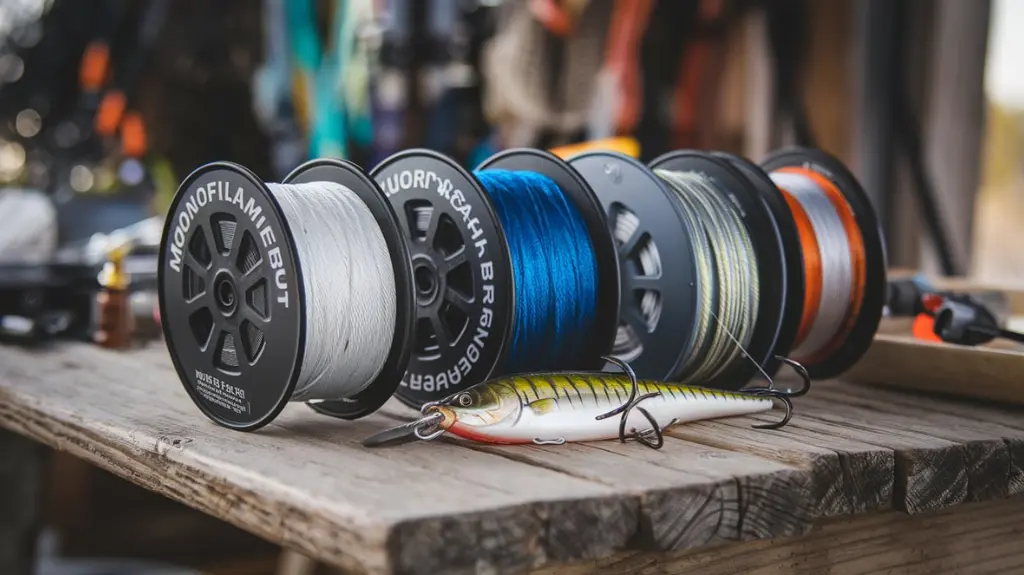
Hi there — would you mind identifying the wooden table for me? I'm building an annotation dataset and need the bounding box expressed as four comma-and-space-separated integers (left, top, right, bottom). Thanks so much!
2, 342, 1024, 575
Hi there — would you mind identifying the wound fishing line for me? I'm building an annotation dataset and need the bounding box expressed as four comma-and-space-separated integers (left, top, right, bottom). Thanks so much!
159, 159, 414, 431
269, 181, 396, 401
761, 147, 887, 379
770, 169, 864, 362
474, 169, 599, 372
570, 150, 788, 389
371, 148, 620, 407
652, 169, 760, 383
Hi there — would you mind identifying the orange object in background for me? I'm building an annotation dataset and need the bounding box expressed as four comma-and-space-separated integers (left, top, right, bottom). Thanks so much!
95, 90, 127, 137
120, 111, 148, 158
913, 314, 942, 343
549, 137, 640, 159
80, 41, 110, 91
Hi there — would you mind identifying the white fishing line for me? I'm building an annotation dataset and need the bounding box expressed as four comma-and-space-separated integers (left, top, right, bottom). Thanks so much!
769, 172, 854, 358
268, 181, 397, 401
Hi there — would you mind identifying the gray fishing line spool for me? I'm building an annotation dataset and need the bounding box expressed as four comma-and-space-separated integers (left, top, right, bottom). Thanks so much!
158, 160, 414, 431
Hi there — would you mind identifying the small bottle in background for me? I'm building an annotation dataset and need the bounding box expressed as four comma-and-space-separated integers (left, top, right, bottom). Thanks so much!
94, 241, 133, 349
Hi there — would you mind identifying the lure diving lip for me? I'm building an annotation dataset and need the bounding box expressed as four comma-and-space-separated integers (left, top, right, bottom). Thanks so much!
363, 356, 810, 449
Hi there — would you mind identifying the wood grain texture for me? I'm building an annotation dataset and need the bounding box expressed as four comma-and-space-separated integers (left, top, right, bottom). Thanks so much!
849, 334, 1024, 405
4, 342, 1024, 574
0, 428, 44, 575
812, 382, 1024, 501
667, 417, 894, 517
782, 395, 969, 514
377, 399, 818, 552
0, 344, 635, 575
530, 495, 1024, 575
815, 381, 1024, 497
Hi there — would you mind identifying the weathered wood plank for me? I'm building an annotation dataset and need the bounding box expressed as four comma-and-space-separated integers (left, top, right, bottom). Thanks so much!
666, 417, 894, 516
0, 428, 44, 575
529, 495, 1024, 575
779, 395, 969, 513
849, 333, 1024, 405
0, 344, 637, 575
377, 396, 819, 551
455, 434, 815, 552
812, 382, 1024, 501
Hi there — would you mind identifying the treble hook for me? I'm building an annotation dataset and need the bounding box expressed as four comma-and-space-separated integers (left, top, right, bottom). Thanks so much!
743, 355, 811, 430
595, 355, 665, 449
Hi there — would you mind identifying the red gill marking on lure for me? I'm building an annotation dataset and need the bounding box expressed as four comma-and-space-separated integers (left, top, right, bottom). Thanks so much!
447, 421, 532, 445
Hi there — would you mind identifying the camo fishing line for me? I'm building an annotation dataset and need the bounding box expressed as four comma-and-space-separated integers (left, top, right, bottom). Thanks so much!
474, 169, 599, 372
159, 160, 415, 430
650, 168, 760, 383
769, 168, 866, 363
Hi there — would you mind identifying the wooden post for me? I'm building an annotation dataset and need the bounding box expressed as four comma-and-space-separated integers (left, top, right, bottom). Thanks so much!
920, 0, 991, 275
0, 429, 45, 575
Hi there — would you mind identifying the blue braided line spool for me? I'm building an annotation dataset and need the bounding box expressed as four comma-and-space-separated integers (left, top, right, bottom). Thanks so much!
473, 169, 599, 373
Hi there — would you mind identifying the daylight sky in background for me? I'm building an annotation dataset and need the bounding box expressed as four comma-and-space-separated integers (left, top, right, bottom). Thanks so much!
987, 0, 1024, 108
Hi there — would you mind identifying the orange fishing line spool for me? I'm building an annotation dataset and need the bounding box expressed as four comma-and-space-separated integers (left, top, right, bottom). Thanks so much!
762, 148, 887, 379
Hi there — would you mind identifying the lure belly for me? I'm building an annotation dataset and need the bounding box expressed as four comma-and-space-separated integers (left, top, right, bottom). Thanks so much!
427, 374, 774, 445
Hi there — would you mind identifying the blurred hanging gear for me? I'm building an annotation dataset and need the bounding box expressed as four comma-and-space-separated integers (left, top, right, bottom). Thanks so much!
0, 188, 57, 263
482, 0, 612, 148
588, 0, 653, 141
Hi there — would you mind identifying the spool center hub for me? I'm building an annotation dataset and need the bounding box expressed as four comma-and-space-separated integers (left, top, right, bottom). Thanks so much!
213, 271, 239, 315
412, 254, 442, 306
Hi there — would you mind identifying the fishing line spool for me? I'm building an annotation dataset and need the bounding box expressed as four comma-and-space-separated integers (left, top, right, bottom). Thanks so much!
760, 147, 887, 379
569, 150, 793, 389
371, 148, 620, 408
158, 159, 415, 431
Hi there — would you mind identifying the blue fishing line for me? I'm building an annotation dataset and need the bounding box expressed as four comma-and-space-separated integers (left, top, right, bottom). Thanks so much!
473, 169, 599, 372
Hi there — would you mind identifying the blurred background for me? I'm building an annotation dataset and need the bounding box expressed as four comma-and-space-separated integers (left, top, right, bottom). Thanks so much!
0, 0, 1019, 573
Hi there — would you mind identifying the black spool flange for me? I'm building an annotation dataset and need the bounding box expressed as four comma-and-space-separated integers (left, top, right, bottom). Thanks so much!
648, 151, 787, 389
761, 147, 888, 380
159, 162, 306, 431
283, 158, 416, 420
566, 151, 700, 381
371, 149, 514, 408
709, 151, 805, 376
477, 148, 620, 373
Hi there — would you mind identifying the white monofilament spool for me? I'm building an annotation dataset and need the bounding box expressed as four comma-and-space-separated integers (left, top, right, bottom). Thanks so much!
267, 181, 398, 401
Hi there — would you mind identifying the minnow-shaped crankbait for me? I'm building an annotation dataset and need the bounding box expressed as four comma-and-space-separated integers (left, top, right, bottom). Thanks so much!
364, 356, 809, 449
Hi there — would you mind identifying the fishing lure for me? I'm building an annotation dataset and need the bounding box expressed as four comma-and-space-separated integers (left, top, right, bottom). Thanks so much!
364, 356, 810, 449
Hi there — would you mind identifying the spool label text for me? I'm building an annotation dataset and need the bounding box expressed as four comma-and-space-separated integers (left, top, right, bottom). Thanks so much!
167, 180, 291, 310
381, 168, 497, 393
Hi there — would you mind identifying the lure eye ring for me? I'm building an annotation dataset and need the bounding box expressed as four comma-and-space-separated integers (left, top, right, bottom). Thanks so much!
457, 393, 473, 407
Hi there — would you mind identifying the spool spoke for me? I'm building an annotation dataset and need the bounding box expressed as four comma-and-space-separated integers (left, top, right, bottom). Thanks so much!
443, 287, 473, 313
618, 228, 645, 259
242, 307, 268, 325
439, 246, 467, 274
631, 276, 662, 292
396, 203, 417, 242
198, 222, 223, 267
430, 314, 453, 349
239, 266, 265, 292
184, 290, 209, 314
205, 327, 224, 362
623, 307, 650, 337
423, 205, 442, 245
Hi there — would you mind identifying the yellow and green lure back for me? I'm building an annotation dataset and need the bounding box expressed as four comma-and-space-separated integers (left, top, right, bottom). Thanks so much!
363, 356, 808, 448
426, 372, 774, 445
